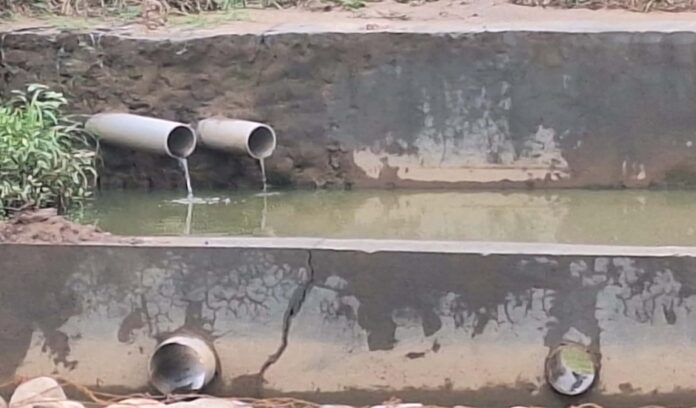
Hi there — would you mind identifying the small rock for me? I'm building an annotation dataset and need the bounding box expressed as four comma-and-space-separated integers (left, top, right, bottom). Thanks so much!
10, 377, 66, 408
326, 143, 341, 153
107, 399, 165, 408
166, 399, 250, 408
329, 155, 341, 170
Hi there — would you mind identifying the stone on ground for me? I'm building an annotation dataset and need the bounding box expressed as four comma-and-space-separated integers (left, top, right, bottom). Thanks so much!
10, 377, 66, 408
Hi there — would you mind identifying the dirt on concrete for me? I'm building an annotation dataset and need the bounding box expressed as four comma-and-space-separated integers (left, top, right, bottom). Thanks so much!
0, 209, 118, 244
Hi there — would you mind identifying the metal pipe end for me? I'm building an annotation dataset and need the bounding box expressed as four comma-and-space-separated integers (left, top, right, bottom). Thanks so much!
166, 126, 197, 159
545, 342, 599, 396
247, 125, 276, 160
149, 334, 217, 395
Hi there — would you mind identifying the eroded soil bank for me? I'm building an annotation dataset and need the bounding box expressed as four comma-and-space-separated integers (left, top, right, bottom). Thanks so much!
0, 209, 127, 243
3, 28, 696, 190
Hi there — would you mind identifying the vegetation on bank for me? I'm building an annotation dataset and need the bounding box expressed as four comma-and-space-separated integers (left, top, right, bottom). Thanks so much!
510, 0, 696, 12
2, 0, 695, 18
0, 0, 342, 19
0, 85, 97, 217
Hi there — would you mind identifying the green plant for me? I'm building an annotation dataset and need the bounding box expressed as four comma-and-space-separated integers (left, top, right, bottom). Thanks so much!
0, 84, 97, 217
335, 0, 364, 9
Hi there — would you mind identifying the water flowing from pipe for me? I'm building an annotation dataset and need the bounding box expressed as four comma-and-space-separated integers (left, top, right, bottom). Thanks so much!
259, 158, 268, 193
178, 158, 194, 199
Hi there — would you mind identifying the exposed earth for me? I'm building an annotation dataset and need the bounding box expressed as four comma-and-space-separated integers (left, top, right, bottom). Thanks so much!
0, 209, 124, 243
3, 1, 696, 192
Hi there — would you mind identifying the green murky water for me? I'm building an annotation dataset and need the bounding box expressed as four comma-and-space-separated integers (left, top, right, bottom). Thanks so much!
78, 189, 696, 245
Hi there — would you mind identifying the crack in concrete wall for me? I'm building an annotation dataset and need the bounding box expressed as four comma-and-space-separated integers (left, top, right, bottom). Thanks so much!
259, 249, 316, 377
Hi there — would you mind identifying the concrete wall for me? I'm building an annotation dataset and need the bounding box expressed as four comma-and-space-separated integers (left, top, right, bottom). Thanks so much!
3, 238, 696, 406
3, 30, 696, 189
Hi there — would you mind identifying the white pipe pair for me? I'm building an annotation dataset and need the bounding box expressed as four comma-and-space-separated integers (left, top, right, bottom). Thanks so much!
85, 113, 276, 160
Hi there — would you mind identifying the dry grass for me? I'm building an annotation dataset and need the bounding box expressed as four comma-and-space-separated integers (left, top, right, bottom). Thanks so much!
510, 0, 696, 12
0, 0, 250, 19
0, 0, 270, 28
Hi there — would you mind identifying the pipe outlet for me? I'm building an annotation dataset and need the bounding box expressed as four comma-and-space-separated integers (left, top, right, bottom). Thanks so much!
85, 113, 196, 159
149, 334, 217, 395
545, 341, 599, 396
197, 118, 276, 159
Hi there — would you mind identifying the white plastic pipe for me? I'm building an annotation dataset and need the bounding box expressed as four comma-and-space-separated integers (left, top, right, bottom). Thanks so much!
85, 113, 197, 159
149, 334, 217, 394
197, 118, 276, 159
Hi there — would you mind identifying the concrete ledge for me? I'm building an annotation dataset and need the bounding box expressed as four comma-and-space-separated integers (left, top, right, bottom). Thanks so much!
2, 238, 696, 406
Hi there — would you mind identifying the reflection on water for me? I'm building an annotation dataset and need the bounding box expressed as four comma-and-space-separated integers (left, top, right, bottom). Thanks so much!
78, 189, 696, 245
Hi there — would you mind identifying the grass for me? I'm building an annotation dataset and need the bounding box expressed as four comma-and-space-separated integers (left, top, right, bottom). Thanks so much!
171, 7, 249, 27
510, 0, 696, 11
336, 0, 365, 9
0, 0, 367, 24
0, 84, 97, 217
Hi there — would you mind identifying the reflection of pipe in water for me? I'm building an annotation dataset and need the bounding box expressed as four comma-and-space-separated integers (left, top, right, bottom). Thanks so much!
149, 334, 218, 395
85, 113, 197, 159
196, 118, 276, 159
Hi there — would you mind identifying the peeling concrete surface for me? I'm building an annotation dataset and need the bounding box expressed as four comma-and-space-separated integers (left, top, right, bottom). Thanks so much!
0, 246, 309, 394
4, 240, 696, 406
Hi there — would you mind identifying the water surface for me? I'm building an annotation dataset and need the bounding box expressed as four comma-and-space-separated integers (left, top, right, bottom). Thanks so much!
79, 189, 696, 245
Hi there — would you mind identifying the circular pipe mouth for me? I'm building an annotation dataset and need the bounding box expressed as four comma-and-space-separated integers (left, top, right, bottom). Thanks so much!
149, 335, 217, 395
166, 126, 197, 159
545, 342, 599, 396
246, 125, 276, 160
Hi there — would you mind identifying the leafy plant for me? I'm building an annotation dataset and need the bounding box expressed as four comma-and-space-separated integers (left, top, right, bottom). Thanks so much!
0, 84, 97, 217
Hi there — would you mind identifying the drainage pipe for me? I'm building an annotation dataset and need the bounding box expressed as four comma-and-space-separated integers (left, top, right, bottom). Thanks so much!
197, 118, 276, 159
149, 334, 218, 395
85, 113, 197, 159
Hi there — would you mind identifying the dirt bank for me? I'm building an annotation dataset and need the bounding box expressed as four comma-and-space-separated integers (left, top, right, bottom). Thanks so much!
0, 209, 121, 243
4, 13, 696, 191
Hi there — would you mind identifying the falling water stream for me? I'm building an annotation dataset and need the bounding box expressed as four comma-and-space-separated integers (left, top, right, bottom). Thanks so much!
178, 158, 194, 199
173, 157, 269, 234
259, 158, 268, 194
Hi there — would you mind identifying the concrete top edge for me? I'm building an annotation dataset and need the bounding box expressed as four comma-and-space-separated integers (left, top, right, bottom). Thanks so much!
5, 20, 696, 39
7, 237, 696, 257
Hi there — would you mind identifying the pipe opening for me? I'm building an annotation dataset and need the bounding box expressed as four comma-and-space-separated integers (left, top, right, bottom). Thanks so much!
247, 126, 276, 159
545, 342, 598, 396
149, 336, 217, 394
167, 126, 196, 159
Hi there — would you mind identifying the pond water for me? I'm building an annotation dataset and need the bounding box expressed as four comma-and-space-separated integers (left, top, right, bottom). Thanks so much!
78, 189, 696, 246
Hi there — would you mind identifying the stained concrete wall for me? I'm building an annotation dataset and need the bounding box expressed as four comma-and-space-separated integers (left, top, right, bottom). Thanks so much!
2, 30, 696, 189
3, 238, 696, 407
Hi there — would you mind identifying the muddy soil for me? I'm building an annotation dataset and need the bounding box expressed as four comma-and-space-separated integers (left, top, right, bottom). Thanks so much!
0, 209, 121, 244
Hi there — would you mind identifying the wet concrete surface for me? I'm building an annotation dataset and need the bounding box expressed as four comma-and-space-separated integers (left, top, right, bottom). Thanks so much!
3, 240, 696, 406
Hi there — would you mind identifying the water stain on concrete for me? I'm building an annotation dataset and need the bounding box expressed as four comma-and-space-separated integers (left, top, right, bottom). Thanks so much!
2, 243, 696, 406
